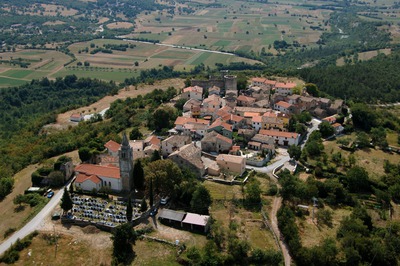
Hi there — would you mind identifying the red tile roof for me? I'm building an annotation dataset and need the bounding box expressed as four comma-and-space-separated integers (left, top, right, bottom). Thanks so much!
237, 95, 255, 102
259, 129, 299, 139
209, 118, 232, 131
70, 113, 82, 119
332, 123, 342, 128
263, 111, 278, 118
175, 116, 209, 126
244, 112, 261, 118
275, 101, 292, 109
183, 86, 203, 93
264, 79, 277, 85
104, 140, 120, 153
144, 135, 161, 146
252, 77, 266, 83
275, 82, 297, 89
252, 116, 263, 123
75, 164, 120, 179
75, 173, 102, 184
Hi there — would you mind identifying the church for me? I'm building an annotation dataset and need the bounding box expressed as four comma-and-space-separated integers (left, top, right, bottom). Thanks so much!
74, 133, 134, 193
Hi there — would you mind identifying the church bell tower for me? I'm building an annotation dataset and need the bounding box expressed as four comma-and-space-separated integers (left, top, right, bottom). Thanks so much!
119, 132, 134, 193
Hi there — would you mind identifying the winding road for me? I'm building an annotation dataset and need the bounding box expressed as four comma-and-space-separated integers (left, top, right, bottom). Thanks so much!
249, 117, 321, 266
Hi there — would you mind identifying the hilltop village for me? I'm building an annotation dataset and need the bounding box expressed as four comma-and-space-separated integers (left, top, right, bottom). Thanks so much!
71, 74, 344, 195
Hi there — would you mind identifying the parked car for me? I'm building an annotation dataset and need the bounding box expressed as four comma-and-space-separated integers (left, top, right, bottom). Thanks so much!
149, 208, 158, 217
47, 191, 54, 198
160, 197, 170, 205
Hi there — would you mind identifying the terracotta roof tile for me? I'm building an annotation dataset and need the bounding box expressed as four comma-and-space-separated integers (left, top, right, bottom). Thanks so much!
76, 173, 102, 184
259, 129, 299, 139
104, 140, 120, 153
75, 164, 120, 179
275, 101, 292, 109
216, 154, 245, 164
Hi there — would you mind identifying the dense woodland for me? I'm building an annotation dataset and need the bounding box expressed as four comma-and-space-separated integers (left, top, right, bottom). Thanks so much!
299, 51, 400, 103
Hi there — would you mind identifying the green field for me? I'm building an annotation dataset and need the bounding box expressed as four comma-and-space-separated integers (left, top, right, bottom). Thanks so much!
52, 68, 139, 82
0, 38, 260, 86
0, 76, 29, 88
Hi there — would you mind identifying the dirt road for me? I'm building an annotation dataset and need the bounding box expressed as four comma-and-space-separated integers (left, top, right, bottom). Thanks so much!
270, 195, 292, 266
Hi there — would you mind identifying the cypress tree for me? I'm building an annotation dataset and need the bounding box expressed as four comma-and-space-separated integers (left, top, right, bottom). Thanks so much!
133, 160, 144, 190
126, 196, 133, 222
60, 187, 73, 214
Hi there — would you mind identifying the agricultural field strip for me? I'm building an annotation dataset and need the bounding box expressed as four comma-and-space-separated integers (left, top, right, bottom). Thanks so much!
121, 39, 236, 56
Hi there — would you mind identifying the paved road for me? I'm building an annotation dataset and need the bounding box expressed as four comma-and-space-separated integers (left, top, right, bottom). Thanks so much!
0, 179, 73, 256
120, 38, 236, 56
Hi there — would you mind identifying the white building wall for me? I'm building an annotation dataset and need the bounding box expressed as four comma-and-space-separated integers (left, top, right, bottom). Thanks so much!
78, 180, 101, 191
100, 176, 122, 192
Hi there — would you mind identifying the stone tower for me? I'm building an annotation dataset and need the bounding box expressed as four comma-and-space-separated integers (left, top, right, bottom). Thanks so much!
119, 132, 134, 193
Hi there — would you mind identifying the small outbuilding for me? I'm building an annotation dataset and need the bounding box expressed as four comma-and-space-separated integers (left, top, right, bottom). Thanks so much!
158, 209, 186, 227
182, 212, 210, 232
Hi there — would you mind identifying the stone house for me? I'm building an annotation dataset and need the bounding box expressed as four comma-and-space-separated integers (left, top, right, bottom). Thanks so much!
216, 154, 246, 175
207, 118, 233, 139
168, 143, 205, 178
182, 86, 203, 101
237, 95, 256, 107
201, 131, 233, 153
161, 135, 192, 157
259, 129, 300, 146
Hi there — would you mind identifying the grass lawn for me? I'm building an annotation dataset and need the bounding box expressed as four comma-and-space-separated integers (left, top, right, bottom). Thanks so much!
204, 180, 243, 201
0, 76, 29, 88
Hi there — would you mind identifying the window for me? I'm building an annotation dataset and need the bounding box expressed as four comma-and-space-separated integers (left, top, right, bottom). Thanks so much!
109, 181, 111, 187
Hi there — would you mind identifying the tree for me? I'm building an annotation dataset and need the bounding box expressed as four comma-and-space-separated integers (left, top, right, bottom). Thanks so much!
356, 132, 370, 149
346, 166, 370, 192
78, 147, 91, 162
13, 194, 25, 207
150, 106, 177, 132
351, 103, 378, 131
129, 128, 143, 140
133, 160, 144, 190
60, 187, 73, 214
48, 171, 65, 187
370, 127, 387, 148
318, 121, 335, 138
288, 145, 302, 160
190, 185, 212, 214
149, 178, 153, 207
0, 177, 14, 199
245, 179, 261, 209
150, 150, 161, 162
111, 223, 136, 265
305, 83, 320, 97
126, 196, 133, 222
316, 209, 333, 227
140, 198, 147, 212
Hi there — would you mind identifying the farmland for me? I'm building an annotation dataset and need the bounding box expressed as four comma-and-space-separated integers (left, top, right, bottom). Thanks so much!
127, 0, 332, 54
0, 39, 259, 86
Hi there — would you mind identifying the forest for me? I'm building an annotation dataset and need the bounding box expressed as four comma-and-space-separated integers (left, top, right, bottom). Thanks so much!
0, 76, 118, 198
299, 51, 400, 103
